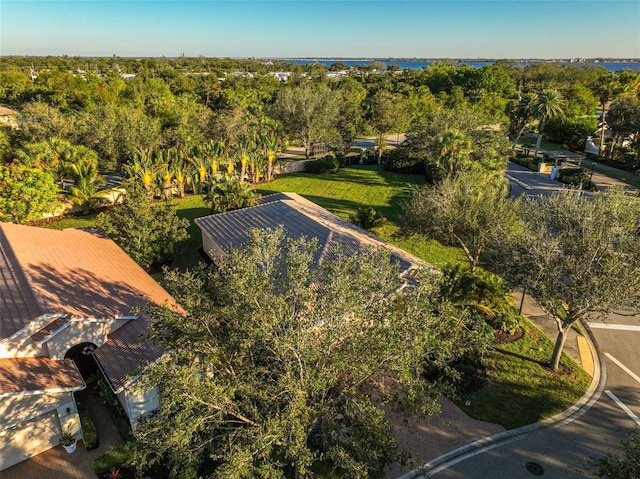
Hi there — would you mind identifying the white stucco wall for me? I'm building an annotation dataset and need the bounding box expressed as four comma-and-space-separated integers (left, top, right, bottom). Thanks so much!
0, 315, 61, 359
118, 386, 160, 430
0, 392, 80, 470
45, 318, 122, 360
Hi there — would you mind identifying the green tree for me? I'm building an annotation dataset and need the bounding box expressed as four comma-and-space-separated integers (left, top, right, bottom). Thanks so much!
439, 264, 518, 333
18, 101, 75, 143
270, 84, 339, 159
430, 128, 473, 173
402, 169, 516, 271
366, 90, 408, 163
96, 183, 188, 270
135, 228, 488, 478
592, 73, 622, 154
606, 94, 640, 163
335, 77, 366, 152
489, 188, 640, 371
0, 165, 60, 223
67, 159, 108, 215
509, 92, 537, 147
532, 89, 565, 158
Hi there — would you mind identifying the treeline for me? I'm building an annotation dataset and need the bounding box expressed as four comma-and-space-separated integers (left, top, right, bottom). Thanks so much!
0, 57, 639, 222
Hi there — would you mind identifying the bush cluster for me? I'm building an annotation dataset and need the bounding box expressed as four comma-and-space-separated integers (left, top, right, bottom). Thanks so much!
382, 148, 423, 174
79, 409, 99, 450
305, 155, 340, 174
558, 168, 598, 191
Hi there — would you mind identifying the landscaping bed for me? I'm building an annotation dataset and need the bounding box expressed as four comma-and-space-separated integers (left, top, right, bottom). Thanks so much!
456, 320, 591, 429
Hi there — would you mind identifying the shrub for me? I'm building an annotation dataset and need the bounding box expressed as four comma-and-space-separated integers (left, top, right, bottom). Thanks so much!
305, 156, 340, 174
382, 148, 423, 174
80, 409, 99, 450
349, 206, 386, 231
557, 168, 597, 191
510, 156, 538, 171
94, 442, 136, 477
203, 175, 258, 213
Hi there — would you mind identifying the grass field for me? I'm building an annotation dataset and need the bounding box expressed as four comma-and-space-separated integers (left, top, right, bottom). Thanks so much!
459, 320, 592, 429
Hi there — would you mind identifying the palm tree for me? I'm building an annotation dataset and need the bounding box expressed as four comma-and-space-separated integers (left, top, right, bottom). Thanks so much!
440, 264, 517, 332
68, 160, 108, 215
532, 89, 565, 158
124, 154, 155, 192
350, 206, 386, 231
593, 74, 621, 155
203, 175, 258, 213
511, 92, 537, 148
433, 129, 473, 173
16, 138, 78, 189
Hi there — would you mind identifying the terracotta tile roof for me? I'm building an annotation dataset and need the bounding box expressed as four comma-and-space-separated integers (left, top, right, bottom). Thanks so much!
0, 106, 18, 116
30, 315, 70, 343
0, 228, 46, 339
195, 192, 421, 275
93, 315, 164, 393
0, 223, 183, 340
0, 357, 85, 396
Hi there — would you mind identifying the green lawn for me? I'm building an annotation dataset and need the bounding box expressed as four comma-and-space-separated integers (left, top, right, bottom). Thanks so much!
257, 166, 466, 266
458, 320, 592, 429
256, 165, 425, 225
516, 136, 566, 152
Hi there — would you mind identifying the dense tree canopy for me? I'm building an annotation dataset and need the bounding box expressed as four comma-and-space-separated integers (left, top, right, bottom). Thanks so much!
488, 188, 640, 370
402, 169, 517, 271
135, 228, 488, 478
0, 164, 60, 223
96, 183, 189, 270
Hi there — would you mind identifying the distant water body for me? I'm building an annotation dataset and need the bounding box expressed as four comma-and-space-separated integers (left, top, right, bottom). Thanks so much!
284, 59, 640, 72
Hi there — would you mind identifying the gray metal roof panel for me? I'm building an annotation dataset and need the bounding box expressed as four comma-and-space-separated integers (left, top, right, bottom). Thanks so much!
93, 315, 164, 393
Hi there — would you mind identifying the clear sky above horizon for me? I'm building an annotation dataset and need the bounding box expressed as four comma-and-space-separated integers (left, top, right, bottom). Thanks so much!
1, 0, 639, 59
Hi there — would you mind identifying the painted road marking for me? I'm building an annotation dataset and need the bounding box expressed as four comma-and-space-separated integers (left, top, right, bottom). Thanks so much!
605, 390, 640, 426
577, 336, 593, 377
605, 353, 640, 385
588, 322, 640, 331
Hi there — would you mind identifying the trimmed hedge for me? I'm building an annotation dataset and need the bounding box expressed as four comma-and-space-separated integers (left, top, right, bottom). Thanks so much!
80, 409, 99, 450
305, 156, 340, 174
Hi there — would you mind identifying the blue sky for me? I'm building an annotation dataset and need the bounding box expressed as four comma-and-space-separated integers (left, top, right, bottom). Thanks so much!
1, 1, 639, 58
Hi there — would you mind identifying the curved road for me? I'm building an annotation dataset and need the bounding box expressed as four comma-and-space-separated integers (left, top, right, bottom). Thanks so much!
418, 308, 640, 478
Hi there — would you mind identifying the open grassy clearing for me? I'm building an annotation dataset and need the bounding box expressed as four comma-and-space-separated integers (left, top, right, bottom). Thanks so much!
256, 165, 467, 266
516, 136, 567, 151
257, 165, 425, 224
458, 319, 591, 429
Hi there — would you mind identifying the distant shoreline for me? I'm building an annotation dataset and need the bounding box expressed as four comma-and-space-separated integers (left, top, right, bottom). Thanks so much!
272, 57, 640, 63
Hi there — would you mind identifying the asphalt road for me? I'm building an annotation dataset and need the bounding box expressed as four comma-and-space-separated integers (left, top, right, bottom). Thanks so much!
415, 308, 640, 479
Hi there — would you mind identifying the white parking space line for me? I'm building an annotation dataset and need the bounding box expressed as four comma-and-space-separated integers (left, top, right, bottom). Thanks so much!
588, 322, 640, 331
605, 390, 640, 426
605, 353, 640, 385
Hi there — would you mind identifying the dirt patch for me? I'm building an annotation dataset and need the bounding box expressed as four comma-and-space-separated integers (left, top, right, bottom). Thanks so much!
493, 327, 524, 344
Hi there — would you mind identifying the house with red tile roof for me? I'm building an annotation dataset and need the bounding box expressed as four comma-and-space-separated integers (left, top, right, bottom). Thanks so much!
0, 222, 182, 470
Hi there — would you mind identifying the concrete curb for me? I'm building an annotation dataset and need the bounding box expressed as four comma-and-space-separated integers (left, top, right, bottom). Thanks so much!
398, 320, 607, 479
